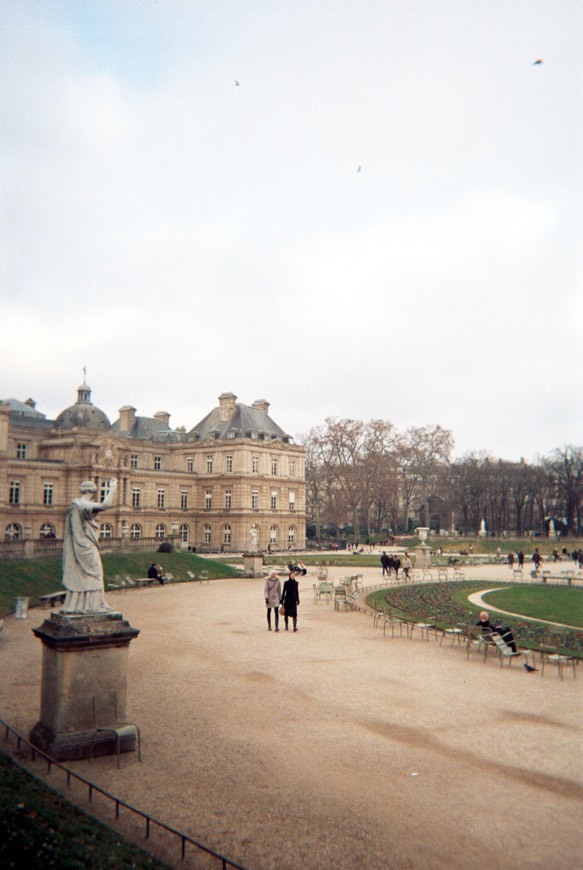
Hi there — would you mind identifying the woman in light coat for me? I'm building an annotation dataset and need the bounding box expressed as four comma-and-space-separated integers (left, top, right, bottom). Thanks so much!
264, 570, 282, 631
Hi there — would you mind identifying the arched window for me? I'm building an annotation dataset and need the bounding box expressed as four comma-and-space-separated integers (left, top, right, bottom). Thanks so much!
130, 523, 141, 540
179, 523, 189, 542
155, 524, 166, 540
223, 524, 231, 544
270, 525, 278, 543
99, 523, 113, 539
288, 525, 296, 546
39, 523, 55, 539
6, 523, 21, 541
203, 524, 212, 544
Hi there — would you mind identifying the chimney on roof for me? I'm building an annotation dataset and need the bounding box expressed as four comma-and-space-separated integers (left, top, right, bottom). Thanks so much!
154, 411, 171, 428
118, 405, 136, 433
252, 399, 270, 414
218, 392, 237, 423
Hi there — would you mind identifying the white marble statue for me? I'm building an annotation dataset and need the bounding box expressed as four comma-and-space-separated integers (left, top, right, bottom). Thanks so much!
62, 479, 117, 613
249, 526, 259, 551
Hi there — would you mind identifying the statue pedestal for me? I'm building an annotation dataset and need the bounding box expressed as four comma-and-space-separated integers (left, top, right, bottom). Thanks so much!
30, 611, 140, 762
414, 544, 432, 569
242, 552, 264, 578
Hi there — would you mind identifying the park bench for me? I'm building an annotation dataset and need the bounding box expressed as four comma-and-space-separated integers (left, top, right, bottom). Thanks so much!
135, 578, 155, 588
540, 573, 577, 587
39, 591, 66, 608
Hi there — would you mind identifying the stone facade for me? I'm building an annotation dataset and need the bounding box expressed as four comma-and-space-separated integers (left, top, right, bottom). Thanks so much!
0, 386, 306, 552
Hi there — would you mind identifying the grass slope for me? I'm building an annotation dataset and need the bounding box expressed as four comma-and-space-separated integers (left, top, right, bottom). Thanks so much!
0, 751, 168, 868
0, 552, 240, 617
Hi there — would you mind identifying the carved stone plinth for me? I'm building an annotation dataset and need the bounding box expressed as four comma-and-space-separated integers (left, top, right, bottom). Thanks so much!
30, 611, 140, 762
242, 552, 264, 577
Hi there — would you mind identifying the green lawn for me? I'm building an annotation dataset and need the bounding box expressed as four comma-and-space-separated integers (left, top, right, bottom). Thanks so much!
0, 551, 240, 617
479, 585, 583, 627
0, 751, 168, 868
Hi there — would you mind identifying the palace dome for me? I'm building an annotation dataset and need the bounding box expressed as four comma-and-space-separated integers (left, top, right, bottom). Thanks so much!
54, 382, 111, 431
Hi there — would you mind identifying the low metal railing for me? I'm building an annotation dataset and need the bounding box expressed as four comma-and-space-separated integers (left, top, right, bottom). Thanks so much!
1, 718, 246, 869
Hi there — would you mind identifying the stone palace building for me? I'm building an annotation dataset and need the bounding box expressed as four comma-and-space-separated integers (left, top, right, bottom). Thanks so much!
0, 382, 306, 553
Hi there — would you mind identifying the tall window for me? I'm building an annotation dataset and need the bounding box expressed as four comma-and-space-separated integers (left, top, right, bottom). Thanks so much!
99, 523, 113, 539
9, 481, 20, 505
100, 480, 112, 502
205, 490, 212, 510
288, 525, 296, 546
224, 489, 232, 509
130, 454, 138, 469
157, 489, 166, 509
271, 491, 277, 510
130, 523, 141, 539
203, 524, 212, 544
270, 525, 278, 544
154, 455, 162, 470
251, 490, 259, 510
289, 459, 295, 477
252, 455, 259, 474
289, 492, 296, 511
187, 457, 194, 472
179, 523, 189, 542
271, 458, 278, 476
181, 490, 188, 510
6, 523, 22, 540
155, 524, 166, 539
40, 523, 55, 538
225, 455, 233, 473
43, 483, 54, 506
206, 456, 213, 474
132, 487, 141, 508
223, 524, 231, 544
16, 443, 27, 459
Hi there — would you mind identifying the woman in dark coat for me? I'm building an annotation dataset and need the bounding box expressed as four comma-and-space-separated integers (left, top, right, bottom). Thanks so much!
281, 571, 300, 632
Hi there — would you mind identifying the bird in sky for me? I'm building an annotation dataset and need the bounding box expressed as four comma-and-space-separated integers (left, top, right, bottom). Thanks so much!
234, 80, 240, 86
356, 165, 362, 173
533, 59, 543, 65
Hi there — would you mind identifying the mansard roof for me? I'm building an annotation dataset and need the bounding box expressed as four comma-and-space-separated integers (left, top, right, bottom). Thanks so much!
111, 415, 183, 442
188, 397, 292, 443
0, 397, 52, 429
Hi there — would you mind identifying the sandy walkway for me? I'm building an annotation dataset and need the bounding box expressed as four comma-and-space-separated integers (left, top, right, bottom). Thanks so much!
1, 564, 582, 869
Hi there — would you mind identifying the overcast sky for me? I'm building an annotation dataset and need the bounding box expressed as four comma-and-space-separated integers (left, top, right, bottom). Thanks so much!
1, 1, 580, 461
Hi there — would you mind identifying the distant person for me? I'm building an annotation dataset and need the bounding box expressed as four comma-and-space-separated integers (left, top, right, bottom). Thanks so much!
380, 552, 390, 576
517, 551, 524, 568
532, 549, 542, 573
281, 570, 300, 632
393, 556, 401, 580
401, 553, 412, 581
287, 560, 307, 576
507, 552, 515, 568
148, 563, 164, 585
264, 569, 282, 632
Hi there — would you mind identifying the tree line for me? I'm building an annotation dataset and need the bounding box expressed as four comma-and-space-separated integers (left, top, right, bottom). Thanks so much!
301, 418, 582, 539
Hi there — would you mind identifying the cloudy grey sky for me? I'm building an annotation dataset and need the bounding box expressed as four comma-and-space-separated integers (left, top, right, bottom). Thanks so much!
1, 1, 580, 461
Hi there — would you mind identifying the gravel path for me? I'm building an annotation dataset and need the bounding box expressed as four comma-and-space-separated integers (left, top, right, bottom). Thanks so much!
1, 564, 582, 869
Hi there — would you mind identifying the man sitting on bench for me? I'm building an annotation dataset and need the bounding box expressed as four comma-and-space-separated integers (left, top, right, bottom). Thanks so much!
477, 611, 517, 652
147, 563, 165, 585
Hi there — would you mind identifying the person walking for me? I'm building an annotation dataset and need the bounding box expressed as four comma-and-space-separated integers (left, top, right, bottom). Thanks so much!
281, 570, 300, 632
380, 552, 390, 576
401, 553, 412, 581
264, 569, 282, 632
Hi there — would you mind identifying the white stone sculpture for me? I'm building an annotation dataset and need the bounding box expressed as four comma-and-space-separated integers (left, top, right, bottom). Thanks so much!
249, 526, 259, 551
62, 479, 117, 613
